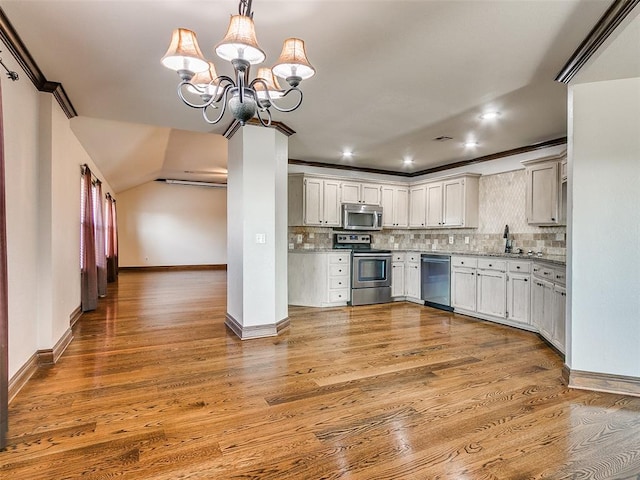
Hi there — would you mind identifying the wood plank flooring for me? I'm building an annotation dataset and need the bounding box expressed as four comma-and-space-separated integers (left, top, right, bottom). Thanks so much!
2, 269, 640, 479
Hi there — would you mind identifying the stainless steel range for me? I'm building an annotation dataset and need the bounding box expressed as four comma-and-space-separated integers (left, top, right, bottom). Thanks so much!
333, 233, 392, 306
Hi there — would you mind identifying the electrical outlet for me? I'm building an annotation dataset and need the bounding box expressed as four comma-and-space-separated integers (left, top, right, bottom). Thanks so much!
389, 235, 394, 243
296, 234, 303, 243
465, 236, 470, 244
448, 236, 454, 244
431, 243, 437, 250
256, 233, 266, 244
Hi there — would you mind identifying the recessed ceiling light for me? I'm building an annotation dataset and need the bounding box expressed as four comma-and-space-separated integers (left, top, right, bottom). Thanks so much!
342, 150, 353, 158
403, 157, 413, 165
464, 141, 479, 148
479, 111, 501, 120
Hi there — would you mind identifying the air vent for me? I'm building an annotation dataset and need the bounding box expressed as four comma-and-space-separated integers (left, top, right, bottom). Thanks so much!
433, 136, 453, 142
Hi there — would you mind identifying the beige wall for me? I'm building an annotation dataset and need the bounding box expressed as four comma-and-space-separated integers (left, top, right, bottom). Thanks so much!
1, 48, 113, 378
118, 181, 227, 267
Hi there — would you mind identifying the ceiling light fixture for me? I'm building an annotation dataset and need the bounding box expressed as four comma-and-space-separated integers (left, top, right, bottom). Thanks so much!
403, 157, 413, 165
464, 141, 479, 148
479, 111, 501, 120
342, 150, 353, 159
161, 0, 315, 127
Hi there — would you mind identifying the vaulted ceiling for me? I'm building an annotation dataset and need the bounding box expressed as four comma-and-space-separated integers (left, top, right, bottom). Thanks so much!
0, 0, 614, 192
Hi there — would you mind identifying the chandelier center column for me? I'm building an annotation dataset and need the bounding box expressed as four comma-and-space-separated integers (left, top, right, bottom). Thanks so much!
224, 123, 291, 339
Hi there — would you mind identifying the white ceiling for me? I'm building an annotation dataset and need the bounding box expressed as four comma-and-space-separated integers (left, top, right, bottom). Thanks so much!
0, 0, 613, 192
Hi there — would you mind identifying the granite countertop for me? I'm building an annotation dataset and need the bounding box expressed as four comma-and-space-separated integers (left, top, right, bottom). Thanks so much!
289, 248, 565, 266
389, 249, 566, 266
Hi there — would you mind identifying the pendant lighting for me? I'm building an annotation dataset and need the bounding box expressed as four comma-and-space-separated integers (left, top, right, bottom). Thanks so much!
161, 0, 315, 127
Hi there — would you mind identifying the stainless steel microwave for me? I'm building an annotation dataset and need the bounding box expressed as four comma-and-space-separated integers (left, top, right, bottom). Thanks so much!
342, 203, 383, 231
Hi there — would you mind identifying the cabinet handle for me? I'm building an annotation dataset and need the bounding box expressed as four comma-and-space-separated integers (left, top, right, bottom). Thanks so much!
461, 261, 464, 265
551, 217, 556, 221
338, 269, 342, 273
524, 278, 528, 282
489, 264, 492, 267
516, 266, 521, 269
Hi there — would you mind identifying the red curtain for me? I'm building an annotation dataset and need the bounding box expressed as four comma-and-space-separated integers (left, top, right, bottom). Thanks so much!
106, 194, 118, 283
80, 166, 98, 311
0, 73, 9, 449
94, 181, 107, 297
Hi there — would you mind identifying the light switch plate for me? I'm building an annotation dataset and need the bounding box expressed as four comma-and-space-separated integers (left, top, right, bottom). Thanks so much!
465, 236, 470, 244
256, 233, 266, 244
448, 236, 454, 244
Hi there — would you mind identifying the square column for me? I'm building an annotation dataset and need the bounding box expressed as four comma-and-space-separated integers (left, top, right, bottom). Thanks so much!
225, 124, 290, 339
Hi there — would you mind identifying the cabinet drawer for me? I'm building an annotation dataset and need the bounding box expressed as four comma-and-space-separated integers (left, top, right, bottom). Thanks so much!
532, 264, 554, 280
329, 277, 349, 289
452, 256, 477, 268
553, 269, 566, 286
329, 253, 350, 264
508, 260, 530, 273
328, 289, 350, 303
329, 264, 349, 276
406, 252, 420, 263
477, 258, 506, 271
392, 252, 405, 263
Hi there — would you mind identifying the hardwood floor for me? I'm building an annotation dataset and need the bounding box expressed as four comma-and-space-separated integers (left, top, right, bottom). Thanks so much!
2, 269, 640, 479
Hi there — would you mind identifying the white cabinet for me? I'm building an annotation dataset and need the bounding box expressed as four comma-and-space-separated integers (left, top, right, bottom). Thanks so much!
451, 256, 477, 312
409, 185, 427, 228
506, 261, 531, 325
523, 154, 565, 226
341, 181, 381, 205
391, 252, 405, 298
381, 185, 409, 228
531, 262, 566, 353
476, 259, 507, 318
289, 175, 341, 227
413, 175, 480, 229
288, 252, 350, 307
405, 253, 421, 301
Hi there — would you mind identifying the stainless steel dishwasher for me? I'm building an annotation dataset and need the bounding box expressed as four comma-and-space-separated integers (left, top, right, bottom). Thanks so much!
421, 254, 452, 311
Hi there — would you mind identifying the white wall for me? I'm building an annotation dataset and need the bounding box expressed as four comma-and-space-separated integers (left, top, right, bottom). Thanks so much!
117, 181, 227, 267
569, 77, 640, 378
1, 45, 113, 378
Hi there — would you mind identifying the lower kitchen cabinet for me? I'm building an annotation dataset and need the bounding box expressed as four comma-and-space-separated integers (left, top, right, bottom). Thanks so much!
476, 259, 507, 318
507, 272, 531, 324
531, 262, 566, 353
451, 257, 477, 312
391, 252, 421, 303
288, 251, 350, 307
553, 285, 566, 350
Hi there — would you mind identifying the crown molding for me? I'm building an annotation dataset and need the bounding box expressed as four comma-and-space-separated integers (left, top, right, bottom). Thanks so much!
290, 137, 567, 178
555, 0, 640, 84
0, 7, 77, 118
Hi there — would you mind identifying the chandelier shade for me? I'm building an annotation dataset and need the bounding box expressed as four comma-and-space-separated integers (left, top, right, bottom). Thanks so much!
254, 67, 283, 100
272, 38, 316, 81
186, 62, 220, 97
215, 15, 266, 65
161, 28, 209, 73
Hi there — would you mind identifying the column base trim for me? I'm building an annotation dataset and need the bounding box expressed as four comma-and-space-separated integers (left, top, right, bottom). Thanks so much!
8, 353, 38, 403
69, 305, 82, 327
567, 367, 640, 397
225, 314, 290, 340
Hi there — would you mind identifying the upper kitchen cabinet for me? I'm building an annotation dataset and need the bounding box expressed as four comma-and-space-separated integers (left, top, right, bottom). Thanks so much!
409, 185, 427, 228
341, 181, 381, 205
523, 153, 566, 226
414, 174, 480, 229
289, 174, 341, 227
381, 185, 409, 228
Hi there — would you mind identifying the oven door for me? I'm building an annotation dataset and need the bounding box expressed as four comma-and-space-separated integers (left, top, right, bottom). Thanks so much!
352, 253, 392, 288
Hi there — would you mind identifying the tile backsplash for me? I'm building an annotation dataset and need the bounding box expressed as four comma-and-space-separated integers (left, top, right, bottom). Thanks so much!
288, 169, 566, 256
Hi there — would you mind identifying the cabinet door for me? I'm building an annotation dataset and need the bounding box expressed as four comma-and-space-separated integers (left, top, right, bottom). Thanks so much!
442, 178, 464, 227
323, 180, 341, 226
507, 274, 530, 324
395, 187, 409, 228
476, 269, 506, 318
526, 162, 559, 225
341, 182, 361, 204
405, 263, 421, 299
361, 183, 381, 205
425, 182, 443, 227
381, 186, 395, 228
533, 279, 554, 339
304, 178, 324, 226
552, 285, 566, 352
409, 186, 427, 228
452, 267, 476, 311
391, 262, 405, 297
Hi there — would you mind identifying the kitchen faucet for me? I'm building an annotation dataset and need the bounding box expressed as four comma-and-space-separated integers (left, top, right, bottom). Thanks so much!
503, 224, 512, 253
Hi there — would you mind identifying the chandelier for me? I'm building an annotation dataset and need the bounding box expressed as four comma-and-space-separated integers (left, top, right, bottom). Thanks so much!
161, 0, 315, 127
